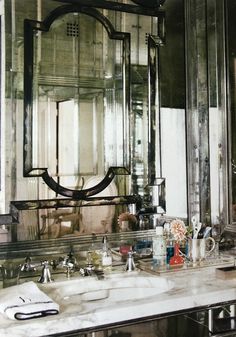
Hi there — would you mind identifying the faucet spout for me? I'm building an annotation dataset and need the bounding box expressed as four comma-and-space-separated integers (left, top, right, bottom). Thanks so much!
125, 251, 136, 272
38, 261, 53, 283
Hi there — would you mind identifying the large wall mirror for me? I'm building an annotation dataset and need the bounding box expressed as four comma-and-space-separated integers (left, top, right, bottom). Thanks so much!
226, 0, 236, 231
0, 0, 187, 252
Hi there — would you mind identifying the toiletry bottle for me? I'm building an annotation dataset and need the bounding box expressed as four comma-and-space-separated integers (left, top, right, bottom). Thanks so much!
101, 235, 112, 269
152, 226, 166, 266
164, 222, 174, 265
87, 233, 101, 268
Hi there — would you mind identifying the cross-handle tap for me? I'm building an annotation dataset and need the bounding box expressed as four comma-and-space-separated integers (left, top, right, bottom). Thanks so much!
21, 256, 53, 283
21, 255, 38, 272
51, 250, 77, 278
79, 264, 104, 280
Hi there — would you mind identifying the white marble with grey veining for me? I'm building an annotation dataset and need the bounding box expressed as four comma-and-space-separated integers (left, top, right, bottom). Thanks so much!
0, 261, 236, 337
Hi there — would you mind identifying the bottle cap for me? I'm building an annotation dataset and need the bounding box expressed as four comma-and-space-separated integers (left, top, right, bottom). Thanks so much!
164, 222, 170, 231
102, 235, 108, 244
156, 226, 163, 235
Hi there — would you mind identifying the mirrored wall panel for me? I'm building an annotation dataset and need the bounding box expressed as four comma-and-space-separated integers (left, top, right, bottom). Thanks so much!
227, 0, 236, 227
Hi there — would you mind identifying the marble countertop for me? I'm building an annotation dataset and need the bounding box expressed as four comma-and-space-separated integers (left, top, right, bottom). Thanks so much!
0, 259, 236, 337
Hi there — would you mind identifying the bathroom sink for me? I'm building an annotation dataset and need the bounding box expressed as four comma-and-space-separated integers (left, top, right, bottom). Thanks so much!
40, 272, 174, 312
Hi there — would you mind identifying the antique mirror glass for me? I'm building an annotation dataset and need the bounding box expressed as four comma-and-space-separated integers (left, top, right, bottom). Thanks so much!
24, 6, 131, 194
1, 0, 187, 245
227, 0, 236, 228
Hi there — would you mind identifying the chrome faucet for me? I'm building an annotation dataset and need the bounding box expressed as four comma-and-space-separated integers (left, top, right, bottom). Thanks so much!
38, 260, 53, 283
52, 250, 77, 278
21, 256, 53, 283
20, 256, 53, 283
21, 249, 77, 281
21, 251, 76, 281
125, 251, 136, 272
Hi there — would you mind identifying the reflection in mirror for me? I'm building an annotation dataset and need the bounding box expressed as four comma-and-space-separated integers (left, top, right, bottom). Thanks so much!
157, 0, 187, 219
131, 65, 148, 197
37, 89, 105, 179
227, 0, 236, 226
24, 6, 131, 199
0, 1, 188, 248
21, 6, 134, 239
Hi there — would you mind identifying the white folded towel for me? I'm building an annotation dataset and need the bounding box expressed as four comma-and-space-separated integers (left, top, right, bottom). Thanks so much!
0, 281, 59, 320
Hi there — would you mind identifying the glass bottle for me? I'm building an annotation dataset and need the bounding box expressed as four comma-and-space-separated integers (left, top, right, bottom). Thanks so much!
164, 222, 174, 265
169, 242, 184, 266
101, 235, 112, 270
152, 226, 166, 266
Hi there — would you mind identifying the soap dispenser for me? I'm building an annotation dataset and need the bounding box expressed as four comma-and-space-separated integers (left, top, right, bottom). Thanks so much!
101, 235, 112, 269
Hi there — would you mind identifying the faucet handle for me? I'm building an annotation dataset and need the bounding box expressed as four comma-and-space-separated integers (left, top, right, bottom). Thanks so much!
51, 253, 76, 278
21, 256, 38, 272
65, 250, 77, 267
79, 264, 104, 280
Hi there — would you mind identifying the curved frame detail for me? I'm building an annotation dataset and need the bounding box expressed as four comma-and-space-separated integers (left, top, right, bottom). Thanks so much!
23, 4, 131, 199
41, 167, 130, 199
